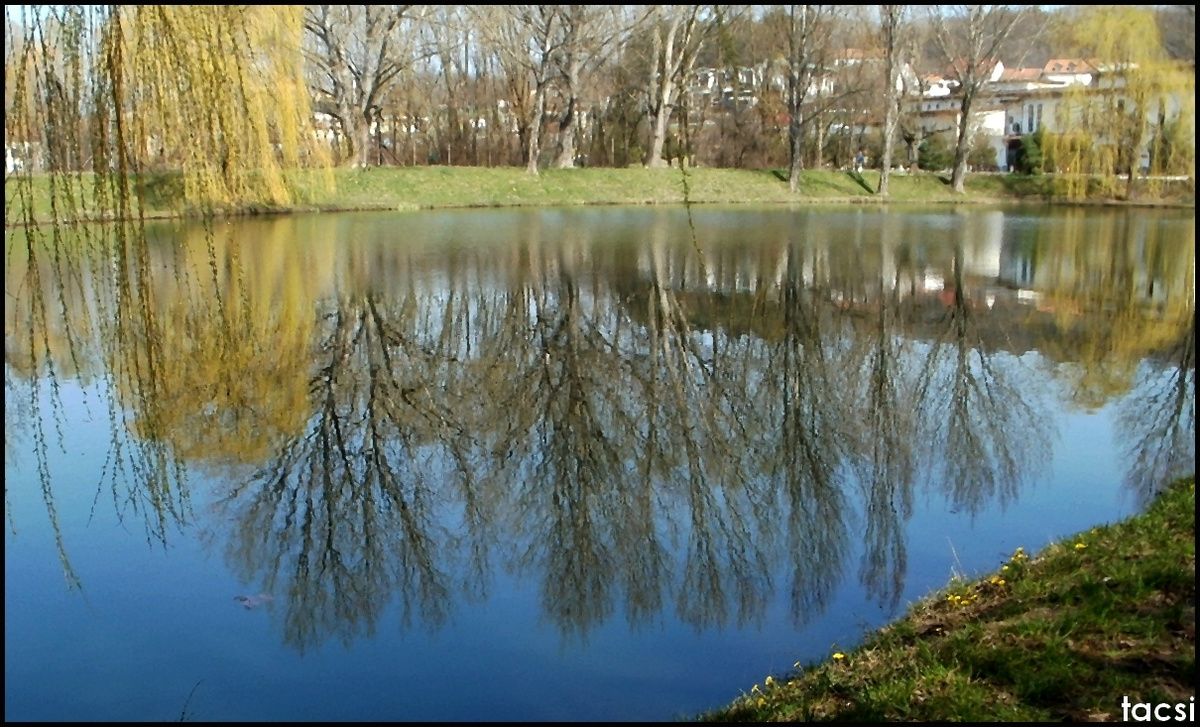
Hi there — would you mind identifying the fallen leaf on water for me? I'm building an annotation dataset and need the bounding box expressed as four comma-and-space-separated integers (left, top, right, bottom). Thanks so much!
234, 594, 275, 610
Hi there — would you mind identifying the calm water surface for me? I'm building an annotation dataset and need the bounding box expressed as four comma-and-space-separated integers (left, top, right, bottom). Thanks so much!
5, 205, 1195, 721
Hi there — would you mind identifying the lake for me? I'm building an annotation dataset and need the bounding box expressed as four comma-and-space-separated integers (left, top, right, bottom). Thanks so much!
4, 204, 1195, 721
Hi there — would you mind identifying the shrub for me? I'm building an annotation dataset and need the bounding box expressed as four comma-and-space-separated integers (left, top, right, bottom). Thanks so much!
1149, 117, 1196, 176
918, 134, 954, 171
1013, 129, 1044, 174
968, 139, 998, 172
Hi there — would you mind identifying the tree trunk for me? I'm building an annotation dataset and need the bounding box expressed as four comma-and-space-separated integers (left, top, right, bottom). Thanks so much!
879, 102, 898, 196
788, 115, 804, 192
526, 87, 546, 175
1124, 103, 1148, 199
646, 8, 698, 169
814, 112, 824, 169
554, 98, 577, 168
878, 6, 902, 198
343, 111, 373, 168
648, 89, 673, 168
950, 97, 972, 193
554, 57, 583, 168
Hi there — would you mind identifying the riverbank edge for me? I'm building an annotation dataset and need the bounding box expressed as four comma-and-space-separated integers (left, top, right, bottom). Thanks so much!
696, 475, 1196, 722
4, 167, 1195, 227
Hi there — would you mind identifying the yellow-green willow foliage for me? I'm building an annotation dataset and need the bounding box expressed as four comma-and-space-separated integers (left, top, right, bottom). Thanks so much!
1034, 210, 1195, 409
4, 7, 330, 582
1044, 6, 1195, 200
4, 5, 330, 218
116, 5, 330, 209
125, 221, 318, 468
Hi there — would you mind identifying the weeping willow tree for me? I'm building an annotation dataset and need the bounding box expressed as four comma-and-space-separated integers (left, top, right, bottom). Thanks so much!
1042, 6, 1195, 200
4, 6, 329, 586
4, 5, 329, 220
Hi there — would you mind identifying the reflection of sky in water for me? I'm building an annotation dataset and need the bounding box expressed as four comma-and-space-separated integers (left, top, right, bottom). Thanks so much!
3, 380, 826, 720
2, 366, 1158, 721
5, 206, 1194, 721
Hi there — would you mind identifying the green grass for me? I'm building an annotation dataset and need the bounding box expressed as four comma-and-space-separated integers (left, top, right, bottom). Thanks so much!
696, 476, 1196, 722
6, 166, 1194, 226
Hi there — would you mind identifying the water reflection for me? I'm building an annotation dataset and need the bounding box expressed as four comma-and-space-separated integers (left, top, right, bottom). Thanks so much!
5, 206, 1194, 652
913, 216, 1054, 516
1117, 311, 1196, 498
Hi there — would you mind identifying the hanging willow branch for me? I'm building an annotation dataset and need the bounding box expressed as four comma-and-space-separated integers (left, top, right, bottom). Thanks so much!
4, 5, 332, 587
5, 4, 330, 220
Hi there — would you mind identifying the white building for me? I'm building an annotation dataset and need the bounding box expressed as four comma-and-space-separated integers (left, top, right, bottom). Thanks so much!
904, 57, 1189, 174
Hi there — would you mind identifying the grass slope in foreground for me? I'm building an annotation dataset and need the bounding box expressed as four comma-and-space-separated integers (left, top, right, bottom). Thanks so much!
698, 476, 1196, 722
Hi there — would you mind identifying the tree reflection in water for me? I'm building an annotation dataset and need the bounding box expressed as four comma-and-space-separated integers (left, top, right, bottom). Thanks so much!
911, 221, 1053, 517
215, 286, 472, 651
641, 227, 773, 633
478, 229, 664, 640
761, 242, 852, 626
1026, 209, 1195, 503
5, 207, 1194, 652
844, 211, 917, 612
6, 217, 194, 588
1117, 311, 1195, 502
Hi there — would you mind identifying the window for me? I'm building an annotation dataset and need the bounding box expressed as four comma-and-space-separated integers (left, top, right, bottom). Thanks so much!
1027, 106, 1034, 132
1036, 103, 1043, 130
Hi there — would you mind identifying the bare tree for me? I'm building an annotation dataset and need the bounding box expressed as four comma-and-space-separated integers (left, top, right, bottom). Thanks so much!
424, 6, 471, 166
551, 6, 650, 168
646, 5, 707, 168
928, 5, 1028, 193
877, 5, 907, 197
304, 5, 425, 168
782, 5, 844, 192
474, 6, 564, 175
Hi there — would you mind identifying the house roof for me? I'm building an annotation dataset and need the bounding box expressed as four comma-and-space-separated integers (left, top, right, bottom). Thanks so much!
997, 67, 1043, 82
945, 57, 1002, 81
1042, 58, 1097, 74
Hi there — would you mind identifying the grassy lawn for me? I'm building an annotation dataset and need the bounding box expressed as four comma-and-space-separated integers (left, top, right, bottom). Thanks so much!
697, 476, 1196, 722
6, 166, 1194, 225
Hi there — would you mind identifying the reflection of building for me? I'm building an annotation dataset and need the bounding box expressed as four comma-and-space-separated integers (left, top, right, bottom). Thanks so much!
996, 212, 1194, 315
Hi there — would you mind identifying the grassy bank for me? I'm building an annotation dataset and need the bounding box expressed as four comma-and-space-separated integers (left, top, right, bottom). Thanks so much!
5, 166, 1194, 225
698, 476, 1196, 722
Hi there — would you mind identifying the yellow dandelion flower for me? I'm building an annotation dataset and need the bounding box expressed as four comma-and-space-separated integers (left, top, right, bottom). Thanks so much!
751, 684, 761, 694
765, 676, 775, 687
997, 579, 1005, 586
757, 697, 766, 708
832, 653, 845, 660
1002, 565, 1009, 571
1074, 543, 1087, 550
